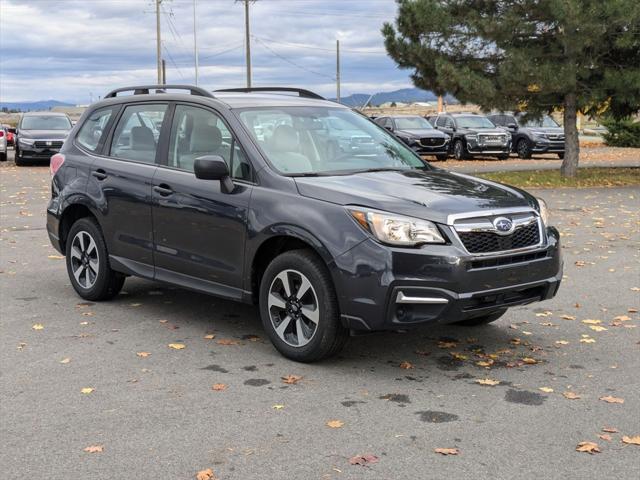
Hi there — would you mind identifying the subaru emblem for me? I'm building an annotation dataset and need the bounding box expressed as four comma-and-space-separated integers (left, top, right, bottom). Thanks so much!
493, 217, 514, 234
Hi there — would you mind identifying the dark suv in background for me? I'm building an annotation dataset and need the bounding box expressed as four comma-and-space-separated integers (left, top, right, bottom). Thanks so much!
374, 115, 450, 160
47, 85, 562, 362
488, 112, 565, 159
434, 113, 511, 160
15, 111, 73, 166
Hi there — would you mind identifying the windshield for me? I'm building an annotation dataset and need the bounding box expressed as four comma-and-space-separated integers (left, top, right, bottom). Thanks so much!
394, 117, 434, 130
237, 107, 428, 175
455, 116, 495, 129
21, 115, 71, 130
518, 115, 560, 128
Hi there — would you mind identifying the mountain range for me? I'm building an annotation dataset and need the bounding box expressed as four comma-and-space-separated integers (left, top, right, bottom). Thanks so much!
0, 100, 74, 112
331, 87, 457, 107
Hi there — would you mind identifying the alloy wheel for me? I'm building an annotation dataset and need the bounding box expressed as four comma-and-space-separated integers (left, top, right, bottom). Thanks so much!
70, 231, 99, 289
268, 269, 320, 347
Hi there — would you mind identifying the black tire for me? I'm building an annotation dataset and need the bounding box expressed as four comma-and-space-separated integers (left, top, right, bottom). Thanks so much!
0, 152, 6, 162
497, 153, 510, 160
557, 152, 564, 159
516, 139, 532, 159
259, 249, 348, 362
453, 139, 467, 160
435, 154, 448, 161
65, 217, 125, 301
454, 310, 506, 327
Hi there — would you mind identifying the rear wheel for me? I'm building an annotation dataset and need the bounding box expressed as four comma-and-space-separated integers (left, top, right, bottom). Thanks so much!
454, 310, 506, 326
0, 152, 6, 162
259, 250, 348, 362
516, 139, 532, 159
65, 217, 125, 301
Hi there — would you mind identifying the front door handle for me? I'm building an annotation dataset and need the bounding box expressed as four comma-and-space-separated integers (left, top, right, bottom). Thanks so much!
153, 184, 173, 196
92, 169, 107, 180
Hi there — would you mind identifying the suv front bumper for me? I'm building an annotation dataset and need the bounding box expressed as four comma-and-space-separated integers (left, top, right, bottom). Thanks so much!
332, 226, 562, 331
17, 145, 60, 160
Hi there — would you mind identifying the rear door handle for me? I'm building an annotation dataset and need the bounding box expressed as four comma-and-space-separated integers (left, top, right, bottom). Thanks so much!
153, 184, 173, 196
92, 169, 107, 180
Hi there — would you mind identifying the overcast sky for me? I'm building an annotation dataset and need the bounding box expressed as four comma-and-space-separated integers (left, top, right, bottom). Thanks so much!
0, 0, 412, 104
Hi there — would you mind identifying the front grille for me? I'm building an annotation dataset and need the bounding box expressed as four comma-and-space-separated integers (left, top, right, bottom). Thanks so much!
478, 134, 507, 145
458, 222, 540, 254
469, 250, 548, 269
419, 137, 445, 147
34, 140, 63, 149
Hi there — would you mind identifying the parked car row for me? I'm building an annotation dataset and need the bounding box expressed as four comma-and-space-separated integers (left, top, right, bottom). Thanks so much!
373, 112, 565, 161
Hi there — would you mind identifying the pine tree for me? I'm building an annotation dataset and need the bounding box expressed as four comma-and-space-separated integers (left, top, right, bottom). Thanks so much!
382, 0, 640, 177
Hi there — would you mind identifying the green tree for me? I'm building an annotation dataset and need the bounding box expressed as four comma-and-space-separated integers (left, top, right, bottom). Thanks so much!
382, 0, 640, 176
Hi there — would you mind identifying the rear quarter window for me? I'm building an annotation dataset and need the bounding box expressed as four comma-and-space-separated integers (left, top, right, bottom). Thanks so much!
76, 107, 116, 152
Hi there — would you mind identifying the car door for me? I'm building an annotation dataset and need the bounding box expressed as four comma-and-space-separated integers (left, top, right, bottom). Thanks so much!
437, 116, 454, 136
86, 102, 168, 277
151, 103, 253, 299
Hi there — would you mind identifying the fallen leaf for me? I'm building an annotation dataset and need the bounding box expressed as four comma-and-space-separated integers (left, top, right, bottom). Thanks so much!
450, 352, 468, 361
434, 448, 460, 455
563, 392, 581, 400
582, 319, 602, 325
203, 334, 216, 340
613, 315, 631, 322
216, 338, 240, 346
168, 343, 186, 350
60, 358, 71, 364
589, 325, 608, 332
48, 255, 65, 260
555, 340, 569, 345
195, 468, 216, 480
438, 341, 457, 349
212, 384, 227, 391
576, 442, 600, 454
81, 312, 94, 317
349, 454, 379, 466
282, 374, 303, 385
399, 361, 414, 369
522, 357, 538, 364
539, 387, 554, 393
32, 324, 44, 330
272, 404, 285, 410
600, 395, 624, 404
580, 336, 596, 344
81, 387, 94, 394
561, 314, 576, 320
129, 303, 142, 307
476, 378, 500, 386
599, 434, 612, 441
136, 352, 151, 358
476, 359, 494, 367
83, 445, 103, 453
17, 342, 27, 350
622, 435, 640, 445
326, 420, 344, 428
602, 427, 618, 433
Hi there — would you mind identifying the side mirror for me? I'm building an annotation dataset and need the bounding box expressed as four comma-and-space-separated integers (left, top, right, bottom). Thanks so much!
507, 123, 518, 130
194, 155, 234, 193
384, 126, 393, 131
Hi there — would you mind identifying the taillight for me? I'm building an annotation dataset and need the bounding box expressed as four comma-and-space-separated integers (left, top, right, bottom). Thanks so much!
0, 131, 4, 137
50, 153, 65, 176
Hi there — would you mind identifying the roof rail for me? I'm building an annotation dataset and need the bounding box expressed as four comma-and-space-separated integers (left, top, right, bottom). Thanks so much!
215, 87, 325, 100
104, 84, 214, 99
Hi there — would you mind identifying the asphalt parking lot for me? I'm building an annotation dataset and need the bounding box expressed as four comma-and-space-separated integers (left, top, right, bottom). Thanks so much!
1, 150, 639, 480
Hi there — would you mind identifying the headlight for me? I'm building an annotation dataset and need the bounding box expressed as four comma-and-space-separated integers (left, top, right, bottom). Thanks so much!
536, 197, 550, 226
466, 134, 477, 141
19, 137, 35, 146
348, 208, 445, 246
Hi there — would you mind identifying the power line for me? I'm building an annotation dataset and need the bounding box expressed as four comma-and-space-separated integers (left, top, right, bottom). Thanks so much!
254, 35, 386, 55
254, 36, 335, 81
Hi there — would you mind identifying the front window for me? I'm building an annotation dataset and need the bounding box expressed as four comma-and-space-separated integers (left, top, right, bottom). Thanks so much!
518, 115, 560, 128
393, 117, 434, 130
21, 115, 71, 130
455, 116, 496, 129
236, 107, 428, 175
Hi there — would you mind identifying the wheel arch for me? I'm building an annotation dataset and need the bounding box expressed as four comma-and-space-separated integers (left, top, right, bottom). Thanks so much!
58, 199, 100, 253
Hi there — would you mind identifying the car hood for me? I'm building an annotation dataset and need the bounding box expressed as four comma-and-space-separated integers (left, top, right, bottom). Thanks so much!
527, 127, 564, 136
294, 168, 536, 225
18, 129, 69, 139
396, 128, 448, 138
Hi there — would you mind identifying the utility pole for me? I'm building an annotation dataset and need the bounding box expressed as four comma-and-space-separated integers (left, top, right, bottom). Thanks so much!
243, 0, 252, 88
437, 95, 443, 113
155, 0, 163, 84
162, 59, 167, 84
193, 0, 199, 85
336, 40, 341, 103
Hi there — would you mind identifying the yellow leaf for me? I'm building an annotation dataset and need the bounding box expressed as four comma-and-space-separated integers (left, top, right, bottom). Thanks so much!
450, 352, 468, 361
212, 384, 227, 391
563, 391, 581, 400
32, 324, 44, 330
581, 319, 602, 325
539, 387, 554, 393
580, 337, 596, 343
434, 447, 460, 455
590, 325, 607, 332
195, 468, 216, 480
203, 334, 216, 340
555, 340, 569, 345
622, 435, 640, 445
326, 420, 344, 428
561, 314, 576, 320
48, 255, 64, 260
136, 352, 151, 358
168, 343, 186, 350
576, 442, 600, 454
59, 358, 71, 364
83, 445, 103, 453
272, 404, 285, 410
522, 357, 538, 364
476, 359, 494, 367
81, 387, 94, 394
600, 395, 624, 404
476, 378, 500, 386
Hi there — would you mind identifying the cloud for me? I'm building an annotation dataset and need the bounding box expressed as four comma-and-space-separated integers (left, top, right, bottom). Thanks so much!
0, 0, 411, 103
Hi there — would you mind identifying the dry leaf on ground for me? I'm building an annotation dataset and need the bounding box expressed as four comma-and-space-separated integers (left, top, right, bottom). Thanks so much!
563, 392, 581, 400
399, 361, 414, 369
539, 387, 554, 393
81, 387, 94, 394
203, 334, 216, 340
326, 420, 344, 428
600, 395, 624, 404
576, 442, 600, 454
599, 434, 612, 441
59, 358, 71, 364
83, 445, 103, 453
212, 384, 227, 391
168, 343, 186, 350
622, 436, 640, 445
602, 427, 618, 433
195, 468, 216, 480
282, 374, 303, 384
136, 352, 151, 358
434, 448, 460, 455
32, 324, 44, 330
349, 454, 379, 466
476, 378, 500, 386
216, 338, 240, 345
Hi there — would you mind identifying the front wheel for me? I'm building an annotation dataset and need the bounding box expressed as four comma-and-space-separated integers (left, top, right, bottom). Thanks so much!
453, 139, 467, 160
65, 217, 125, 301
0, 152, 6, 162
454, 310, 506, 326
516, 139, 532, 159
259, 250, 348, 362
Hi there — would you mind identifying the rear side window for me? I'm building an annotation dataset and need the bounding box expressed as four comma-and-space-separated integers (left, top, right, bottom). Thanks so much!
110, 104, 167, 164
436, 116, 446, 127
76, 107, 115, 152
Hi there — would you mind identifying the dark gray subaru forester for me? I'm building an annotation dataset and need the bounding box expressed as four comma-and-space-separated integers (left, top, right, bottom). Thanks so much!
47, 85, 562, 362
